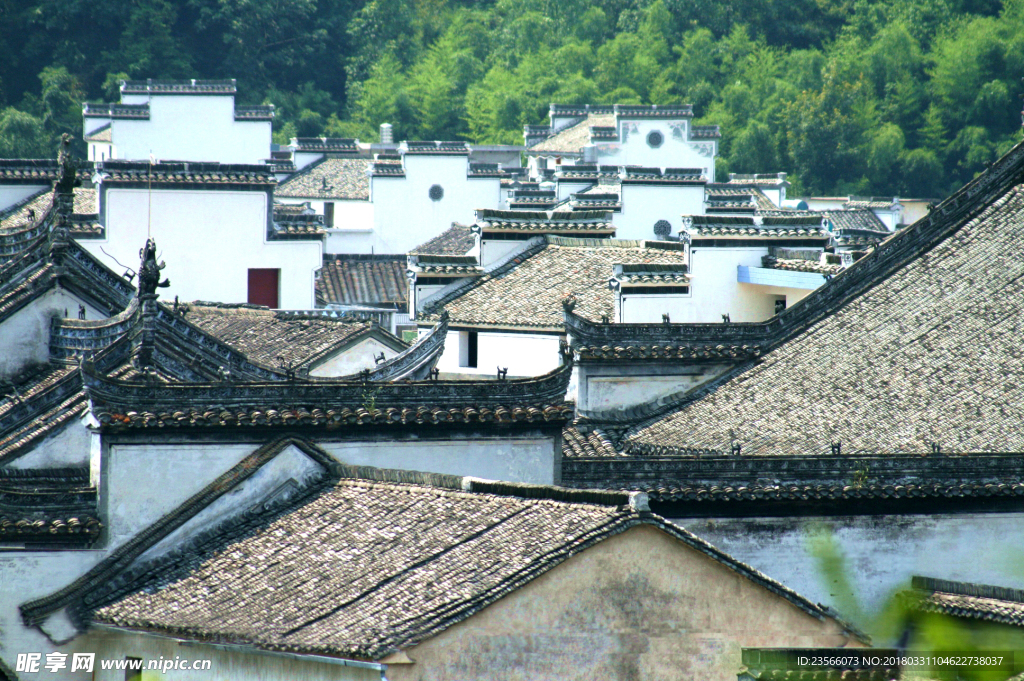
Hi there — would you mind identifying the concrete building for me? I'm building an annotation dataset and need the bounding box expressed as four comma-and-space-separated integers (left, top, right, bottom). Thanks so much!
82, 79, 273, 165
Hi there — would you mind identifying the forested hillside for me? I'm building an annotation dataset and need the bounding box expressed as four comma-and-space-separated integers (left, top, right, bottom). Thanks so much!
1, 0, 1022, 196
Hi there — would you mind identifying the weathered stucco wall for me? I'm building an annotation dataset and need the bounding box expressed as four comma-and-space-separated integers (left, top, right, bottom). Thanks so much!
21, 628, 382, 681
322, 435, 559, 485
679, 512, 1024, 636
0, 290, 105, 381
0, 550, 107, 680
309, 336, 402, 377
391, 524, 860, 681
577, 362, 734, 413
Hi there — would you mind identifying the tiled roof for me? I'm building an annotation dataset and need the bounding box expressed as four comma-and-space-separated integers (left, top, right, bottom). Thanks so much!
562, 452, 1024, 506
316, 255, 408, 308
82, 103, 149, 119
82, 354, 575, 430
270, 204, 325, 240
420, 236, 688, 331
622, 167, 706, 185
529, 114, 615, 154
726, 173, 789, 187
705, 185, 777, 212
0, 159, 87, 184
402, 140, 469, 155
762, 256, 844, 275
845, 197, 899, 211
410, 223, 476, 256
0, 188, 97, 233
0, 467, 100, 545
291, 137, 358, 153
686, 215, 829, 240
84, 452, 855, 659
97, 161, 276, 188
121, 79, 236, 94
233, 105, 274, 121
903, 576, 1024, 627
624, 139, 1024, 455
84, 123, 112, 143
179, 302, 405, 371
408, 255, 482, 276
276, 157, 371, 201
562, 426, 622, 457
474, 209, 615, 235
826, 209, 890, 233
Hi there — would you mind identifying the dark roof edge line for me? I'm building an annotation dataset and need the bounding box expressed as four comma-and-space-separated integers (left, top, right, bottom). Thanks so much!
19, 437, 336, 629
911, 575, 1024, 603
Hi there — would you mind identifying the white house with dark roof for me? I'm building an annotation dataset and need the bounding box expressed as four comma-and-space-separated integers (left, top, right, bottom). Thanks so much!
83, 160, 322, 309
561, 136, 1024, 633
82, 79, 273, 165
415, 235, 692, 378
525, 104, 720, 178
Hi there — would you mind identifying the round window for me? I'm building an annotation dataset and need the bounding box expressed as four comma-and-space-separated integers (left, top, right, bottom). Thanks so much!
653, 220, 672, 238
647, 130, 664, 148
429, 184, 444, 201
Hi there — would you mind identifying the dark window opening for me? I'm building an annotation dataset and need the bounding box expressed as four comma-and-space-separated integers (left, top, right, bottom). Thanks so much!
621, 286, 690, 295
125, 657, 143, 681
324, 202, 335, 228
248, 268, 280, 308
461, 331, 478, 368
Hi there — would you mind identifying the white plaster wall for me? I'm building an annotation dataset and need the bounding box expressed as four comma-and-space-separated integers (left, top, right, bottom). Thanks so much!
413, 284, 446, 313
479, 238, 528, 268
111, 96, 271, 164
137, 444, 327, 565
680, 246, 776, 323
616, 184, 704, 240
578, 362, 733, 413
104, 442, 258, 551
84, 188, 320, 309
678, 512, 1024, 638
371, 157, 501, 253
292, 151, 324, 171
433, 330, 562, 378
620, 293, 692, 323
0, 289, 106, 380
274, 197, 376, 248
83, 632, 381, 681
0, 550, 108, 680
322, 437, 556, 485
6, 419, 92, 469
597, 119, 715, 177
902, 200, 930, 226
9, 628, 380, 681
873, 209, 900, 230
309, 336, 401, 377
556, 180, 592, 201
0, 185, 46, 212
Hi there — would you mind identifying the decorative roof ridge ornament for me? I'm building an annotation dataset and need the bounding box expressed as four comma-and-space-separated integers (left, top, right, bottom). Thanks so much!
137, 238, 170, 299
50, 134, 80, 256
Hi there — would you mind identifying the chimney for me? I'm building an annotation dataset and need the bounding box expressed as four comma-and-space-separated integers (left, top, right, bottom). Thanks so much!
380, 123, 393, 144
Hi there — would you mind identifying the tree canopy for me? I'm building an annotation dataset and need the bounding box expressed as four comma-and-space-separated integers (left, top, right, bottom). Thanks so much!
1, 0, 1021, 196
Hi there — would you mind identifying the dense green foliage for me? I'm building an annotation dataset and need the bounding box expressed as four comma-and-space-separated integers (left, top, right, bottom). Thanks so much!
1, 0, 1022, 196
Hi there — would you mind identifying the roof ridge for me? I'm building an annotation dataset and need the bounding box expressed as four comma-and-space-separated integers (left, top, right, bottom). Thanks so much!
911, 575, 1024, 603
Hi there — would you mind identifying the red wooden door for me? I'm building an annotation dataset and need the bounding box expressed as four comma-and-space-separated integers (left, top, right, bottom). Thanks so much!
248, 268, 280, 308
